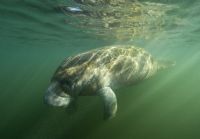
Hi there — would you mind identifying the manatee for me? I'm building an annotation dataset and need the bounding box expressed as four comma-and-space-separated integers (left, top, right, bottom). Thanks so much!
44, 45, 174, 120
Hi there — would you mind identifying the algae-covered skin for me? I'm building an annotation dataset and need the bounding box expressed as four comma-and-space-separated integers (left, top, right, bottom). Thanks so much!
57, 0, 178, 40
44, 45, 175, 119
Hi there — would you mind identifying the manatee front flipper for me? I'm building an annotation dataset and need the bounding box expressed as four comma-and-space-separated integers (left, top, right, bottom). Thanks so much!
98, 87, 117, 120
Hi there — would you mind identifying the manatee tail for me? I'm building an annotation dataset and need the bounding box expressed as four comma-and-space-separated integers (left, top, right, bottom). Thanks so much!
157, 60, 176, 71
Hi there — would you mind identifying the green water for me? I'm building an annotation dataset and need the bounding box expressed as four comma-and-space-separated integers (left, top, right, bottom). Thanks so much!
0, 0, 200, 139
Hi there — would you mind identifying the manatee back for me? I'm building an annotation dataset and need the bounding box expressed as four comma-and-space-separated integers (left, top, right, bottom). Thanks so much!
105, 46, 156, 86
52, 50, 97, 81
52, 45, 157, 90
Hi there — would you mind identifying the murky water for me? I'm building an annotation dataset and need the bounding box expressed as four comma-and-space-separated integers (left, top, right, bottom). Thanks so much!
0, 0, 200, 139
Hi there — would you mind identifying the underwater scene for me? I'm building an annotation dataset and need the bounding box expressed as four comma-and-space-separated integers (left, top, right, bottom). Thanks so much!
0, 0, 200, 139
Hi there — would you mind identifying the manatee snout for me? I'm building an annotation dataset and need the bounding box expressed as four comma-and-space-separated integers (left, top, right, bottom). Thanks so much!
44, 81, 71, 107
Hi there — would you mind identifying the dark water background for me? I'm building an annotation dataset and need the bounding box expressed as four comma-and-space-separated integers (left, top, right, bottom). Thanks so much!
0, 0, 200, 139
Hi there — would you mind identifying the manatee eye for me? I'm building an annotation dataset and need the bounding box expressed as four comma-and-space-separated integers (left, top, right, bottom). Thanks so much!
59, 79, 71, 91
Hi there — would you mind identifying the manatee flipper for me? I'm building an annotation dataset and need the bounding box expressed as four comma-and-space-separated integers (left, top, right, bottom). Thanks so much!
98, 87, 117, 120
157, 60, 176, 70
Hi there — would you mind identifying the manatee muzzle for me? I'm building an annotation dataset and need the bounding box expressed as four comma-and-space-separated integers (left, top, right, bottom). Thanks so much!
44, 81, 71, 107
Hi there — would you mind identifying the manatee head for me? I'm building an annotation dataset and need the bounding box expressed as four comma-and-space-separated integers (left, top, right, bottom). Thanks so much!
44, 81, 72, 107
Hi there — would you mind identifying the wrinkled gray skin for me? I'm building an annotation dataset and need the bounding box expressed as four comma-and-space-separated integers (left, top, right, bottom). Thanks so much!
44, 45, 174, 120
